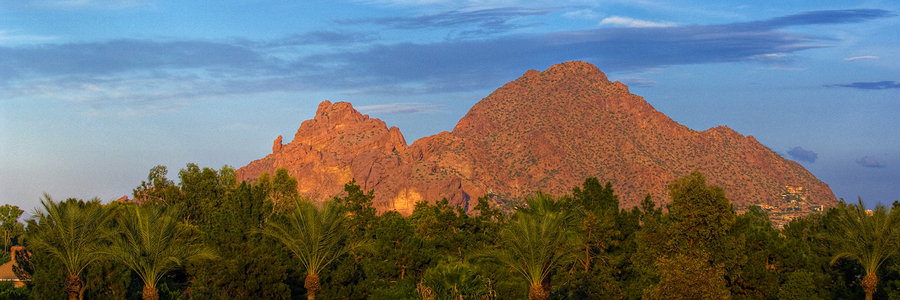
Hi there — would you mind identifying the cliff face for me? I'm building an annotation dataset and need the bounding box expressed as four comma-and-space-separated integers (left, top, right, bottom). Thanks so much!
235, 100, 468, 215
237, 61, 836, 213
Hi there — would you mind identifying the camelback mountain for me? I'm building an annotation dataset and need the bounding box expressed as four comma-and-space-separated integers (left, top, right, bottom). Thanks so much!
236, 61, 836, 215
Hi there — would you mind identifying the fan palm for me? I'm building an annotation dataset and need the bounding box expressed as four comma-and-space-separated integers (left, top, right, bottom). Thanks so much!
104, 202, 214, 300
26, 194, 112, 300
419, 259, 493, 300
257, 199, 365, 300
828, 198, 900, 300
480, 193, 578, 300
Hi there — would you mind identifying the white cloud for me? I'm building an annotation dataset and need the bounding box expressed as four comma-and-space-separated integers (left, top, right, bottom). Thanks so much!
600, 16, 675, 28
844, 56, 878, 61
0, 30, 57, 45
356, 103, 442, 114
562, 9, 600, 20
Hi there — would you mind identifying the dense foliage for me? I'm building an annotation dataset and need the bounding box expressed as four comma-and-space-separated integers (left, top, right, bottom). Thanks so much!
2, 166, 899, 300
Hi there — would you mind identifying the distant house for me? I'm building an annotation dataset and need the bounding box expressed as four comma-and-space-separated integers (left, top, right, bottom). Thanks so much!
0, 245, 28, 287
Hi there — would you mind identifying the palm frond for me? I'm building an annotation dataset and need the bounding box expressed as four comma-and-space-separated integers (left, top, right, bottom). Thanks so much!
256, 198, 364, 275
27, 194, 112, 277
104, 203, 215, 288
829, 198, 900, 275
478, 194, 579, 287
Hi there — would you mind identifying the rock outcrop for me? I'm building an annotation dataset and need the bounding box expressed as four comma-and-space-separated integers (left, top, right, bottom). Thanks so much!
237, 61, 836, 213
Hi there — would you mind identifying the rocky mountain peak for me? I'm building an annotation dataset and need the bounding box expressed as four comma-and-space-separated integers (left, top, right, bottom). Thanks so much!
541, 60, 610, 83
238, 61, 836, 216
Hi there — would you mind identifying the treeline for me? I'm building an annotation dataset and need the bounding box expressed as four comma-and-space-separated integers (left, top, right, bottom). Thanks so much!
1, 164, 899, 300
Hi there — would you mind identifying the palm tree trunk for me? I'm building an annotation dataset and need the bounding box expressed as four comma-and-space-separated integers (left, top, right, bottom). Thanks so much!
862, 273, 877, 300
528, 284, 549, 300
143, 284, 159, 300
305, 273, 320, 300
64, 274, 82, 300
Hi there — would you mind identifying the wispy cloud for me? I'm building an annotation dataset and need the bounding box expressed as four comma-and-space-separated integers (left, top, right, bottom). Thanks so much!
356, 0, 461, 6
600, 16, 674, 28
266, 31, 377, 47
562, 9, 600, 20
343, 7, 551, 37
356, 102, 443, 114
614, 77, 657, 87
825, 81, 900, 90
758, 65, 807, 71
751, 53, 788, 60
339, 9, 889, 85
787, 146, 818, 163
357, 0, 556, 9
844, 55, 878, 61
0, 39, 270, 77
748, 53, 799, 69
0, 30, 58, 45
0, 9, 894, 110
311, 10, 887, 87
9, 0, 154, 9
856, 156, 886, 168
753, 9, 896, 28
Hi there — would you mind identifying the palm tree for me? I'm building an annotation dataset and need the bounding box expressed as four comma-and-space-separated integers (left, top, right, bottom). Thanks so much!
418, 259, 494, 300
829, 198, 900, 300
26, 194, 112, 300
257, 199, 365, 300
479, 193, 578, 300
104, 202, 214, 300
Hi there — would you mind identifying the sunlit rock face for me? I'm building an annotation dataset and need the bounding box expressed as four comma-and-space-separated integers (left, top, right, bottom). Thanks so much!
237, 61, 836, 214
236, 100, 466, 214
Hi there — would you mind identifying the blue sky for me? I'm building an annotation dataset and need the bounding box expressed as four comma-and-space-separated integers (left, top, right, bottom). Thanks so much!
1, 0, 898, 213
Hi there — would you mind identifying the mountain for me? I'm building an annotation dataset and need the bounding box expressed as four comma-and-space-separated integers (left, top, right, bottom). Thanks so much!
236, 61, 836, 215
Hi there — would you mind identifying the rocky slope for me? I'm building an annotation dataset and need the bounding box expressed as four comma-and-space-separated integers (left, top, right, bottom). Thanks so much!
236, 61, 836, 214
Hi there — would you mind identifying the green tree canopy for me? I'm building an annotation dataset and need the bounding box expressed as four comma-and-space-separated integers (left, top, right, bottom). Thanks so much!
636, 172, 741, 299
642, 252, 731, 300
256, 168, 300, 212
418, 259, 494, 300
258, 198, 366, 300
0, 204, 25, 252
667, 171, 737, 251
104, 202, 214, 300
567, 178, 620, 273
132, 165, 179, 205
479, 193, 579, 300
26, 195, 112, 300
188, 181, 293, 300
